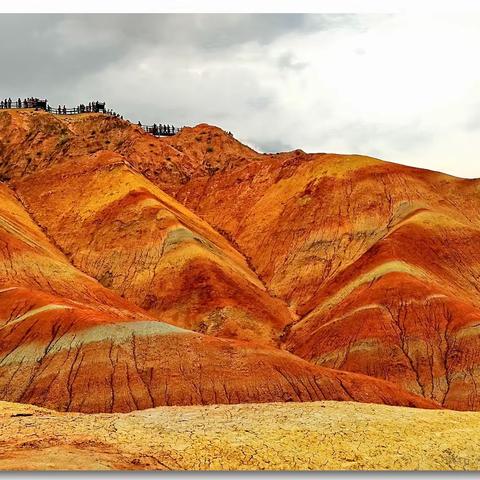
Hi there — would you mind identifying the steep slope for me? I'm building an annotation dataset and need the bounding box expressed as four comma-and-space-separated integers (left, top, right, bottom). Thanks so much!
12, 151, 291, 344
0, 180, 436, 413
284, 211, 480, 410
173, 139, 480, 410
176, 150, 480, 308
0, 183, 145, 317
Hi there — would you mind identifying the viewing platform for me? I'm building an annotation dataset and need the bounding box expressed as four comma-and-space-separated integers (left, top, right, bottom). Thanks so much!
0, 97, 181, 137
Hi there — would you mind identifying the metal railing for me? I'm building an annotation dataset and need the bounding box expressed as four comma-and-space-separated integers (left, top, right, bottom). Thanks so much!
0, 97, 182, 137
46, 105, 110, 115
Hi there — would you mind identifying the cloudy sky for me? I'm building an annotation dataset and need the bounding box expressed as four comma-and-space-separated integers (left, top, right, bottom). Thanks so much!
0, 13, 479, 178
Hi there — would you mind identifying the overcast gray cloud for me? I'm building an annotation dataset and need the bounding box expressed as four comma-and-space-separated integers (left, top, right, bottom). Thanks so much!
0, 13, 479, 178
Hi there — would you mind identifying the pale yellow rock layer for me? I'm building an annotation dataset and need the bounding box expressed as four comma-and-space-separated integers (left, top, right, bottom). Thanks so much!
0, 400, 479, 470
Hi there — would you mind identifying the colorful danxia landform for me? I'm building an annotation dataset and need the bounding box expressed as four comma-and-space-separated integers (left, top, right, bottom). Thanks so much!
0, 108, 479, 415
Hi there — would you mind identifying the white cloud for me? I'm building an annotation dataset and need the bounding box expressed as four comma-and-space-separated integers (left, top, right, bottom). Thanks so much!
240, 14, 480, 178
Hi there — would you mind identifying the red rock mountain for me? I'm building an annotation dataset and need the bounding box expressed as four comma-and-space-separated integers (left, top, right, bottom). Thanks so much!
0, 108, 478, 412
0, 175, 433, 413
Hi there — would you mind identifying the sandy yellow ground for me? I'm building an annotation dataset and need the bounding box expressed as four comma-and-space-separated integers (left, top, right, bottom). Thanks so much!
0, 400, 479, 470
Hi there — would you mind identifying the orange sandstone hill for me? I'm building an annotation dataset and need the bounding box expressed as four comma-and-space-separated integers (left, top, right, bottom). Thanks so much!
14, 152, 291, 345
0, 108, 479, 412
0, 173, 434, 413
174, 143, 480, 411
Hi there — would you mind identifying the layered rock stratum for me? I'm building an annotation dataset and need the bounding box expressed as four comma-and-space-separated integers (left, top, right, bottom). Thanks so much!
0, 107, 479, 422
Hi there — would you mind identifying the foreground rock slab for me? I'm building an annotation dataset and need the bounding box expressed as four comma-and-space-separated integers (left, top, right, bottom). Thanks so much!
0, 400, 478, 470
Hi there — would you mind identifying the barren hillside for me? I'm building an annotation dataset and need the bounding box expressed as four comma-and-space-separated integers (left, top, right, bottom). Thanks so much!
1, 108, 479, 413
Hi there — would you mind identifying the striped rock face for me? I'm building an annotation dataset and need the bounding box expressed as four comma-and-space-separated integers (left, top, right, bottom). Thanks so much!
0, 169, 435, 413
0, 109, 478, 412
13, 152, 291, 345
174, 148, 480, 411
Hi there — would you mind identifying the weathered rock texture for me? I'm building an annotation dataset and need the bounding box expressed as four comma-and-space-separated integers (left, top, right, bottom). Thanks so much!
1, 108, 480, 412
0, 110, 256, 195
0, 400, 479, 470
172, 139, 480, 410
13, 152, 291, 345
0, 179, 434, 413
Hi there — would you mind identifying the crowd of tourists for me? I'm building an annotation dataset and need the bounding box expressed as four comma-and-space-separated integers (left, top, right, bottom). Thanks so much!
140, 122, 178, 136
0, 97, 47, 109
0, 96, 179, 136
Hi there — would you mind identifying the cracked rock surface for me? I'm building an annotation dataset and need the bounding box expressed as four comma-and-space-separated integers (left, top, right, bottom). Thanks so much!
0, 400, 479, 470
0, 178, 434, 413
